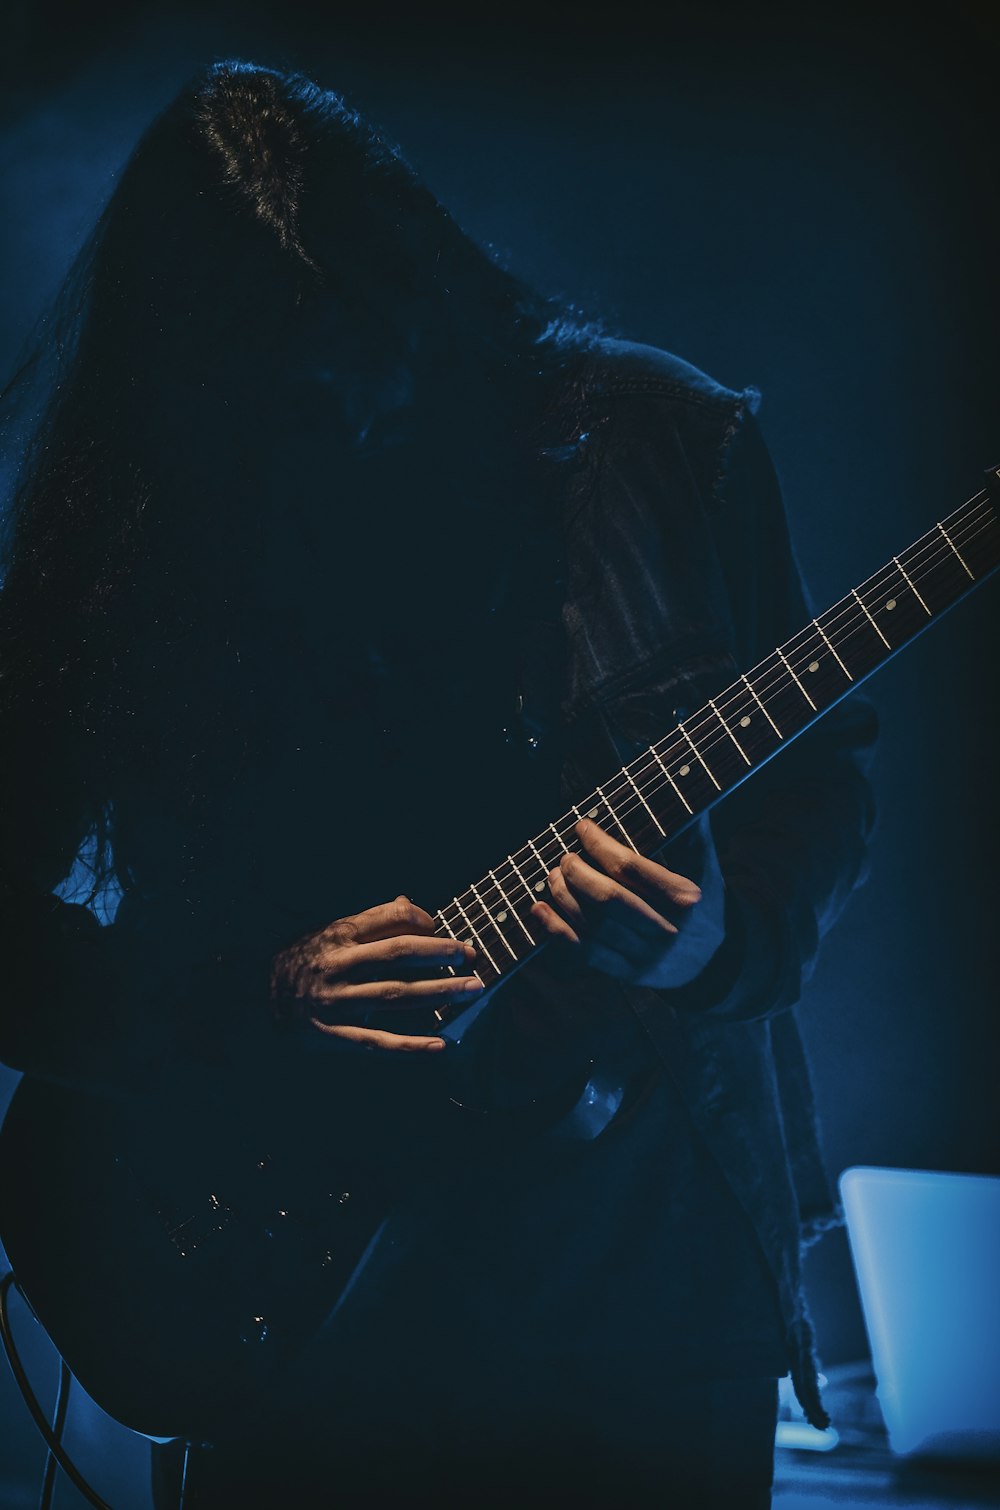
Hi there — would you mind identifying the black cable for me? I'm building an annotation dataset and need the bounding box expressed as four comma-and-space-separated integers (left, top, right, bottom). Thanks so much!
0, 1270, 114, 1510
39, 1356, 71, 1510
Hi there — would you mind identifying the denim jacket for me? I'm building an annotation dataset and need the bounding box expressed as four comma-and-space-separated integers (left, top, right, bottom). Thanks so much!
525, 337, 878, 1425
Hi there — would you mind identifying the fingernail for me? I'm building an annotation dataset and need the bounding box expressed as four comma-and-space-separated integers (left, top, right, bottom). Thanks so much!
463, 980, 484, 993
427, 1039, 447, 1051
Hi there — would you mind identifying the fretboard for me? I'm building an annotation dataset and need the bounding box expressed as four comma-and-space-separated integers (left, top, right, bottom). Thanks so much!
433, 471, 1000, 995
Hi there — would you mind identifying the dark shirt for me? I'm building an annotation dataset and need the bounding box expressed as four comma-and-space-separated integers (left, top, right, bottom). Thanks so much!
0, 337, 877, 1433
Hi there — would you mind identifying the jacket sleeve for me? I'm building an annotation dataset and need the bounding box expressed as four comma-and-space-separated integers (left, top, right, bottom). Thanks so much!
658, 403, 878, 1022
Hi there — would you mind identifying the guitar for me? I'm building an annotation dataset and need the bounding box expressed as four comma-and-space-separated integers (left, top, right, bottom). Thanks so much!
1, 468, 997, 1444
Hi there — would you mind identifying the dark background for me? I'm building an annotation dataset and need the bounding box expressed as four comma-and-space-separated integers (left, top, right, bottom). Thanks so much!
1, 2, 997, 1501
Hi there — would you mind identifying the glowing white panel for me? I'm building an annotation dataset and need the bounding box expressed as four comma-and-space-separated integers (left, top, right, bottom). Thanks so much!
840, 1166, 1000, 1459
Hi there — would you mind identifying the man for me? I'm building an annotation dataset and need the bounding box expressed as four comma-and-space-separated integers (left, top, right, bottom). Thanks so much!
0, 61, 875, 1505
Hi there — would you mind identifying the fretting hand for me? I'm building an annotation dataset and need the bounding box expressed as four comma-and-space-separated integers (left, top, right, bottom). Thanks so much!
269, 896, 482, 1052
530, 814, 726, 988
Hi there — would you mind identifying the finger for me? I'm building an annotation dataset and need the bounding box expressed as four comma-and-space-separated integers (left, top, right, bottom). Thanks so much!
559, 851, 678, 939
325, 895, 438, 946
529, 899, 581, 946
312, 1021, 448, 1053
544, 865, 586, 926
310, 935, 476, 978
575, 819, 702, 907
327, 976, 485, 1007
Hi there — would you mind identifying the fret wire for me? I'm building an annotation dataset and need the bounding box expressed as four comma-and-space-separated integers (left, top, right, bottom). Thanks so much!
793, 592, 892, 679
953, 510, 1000, 573
448, 886, 492, 941
506, 853, 539, 905
451, 895, 500, 976
488, 868, 535, 946
938, 488, 990, 537
469, 881, 517, 960
593, 786, 640, 849
649, 747, 694, 814
741, 672, 784, 738
446, 888, 488, 930
439, 902, 469, 937
435, 910, 460, 977
568, 802, 594, 844
526, 836, 553, 884
811, 619, 854, 681
549, 822, 571, 855
677, 721, 722, 791
902, 509, 993, 592
731, 680, 788, 739
949, 502, 995, 560
894, 526, 957, 594
892, 556, 931, 616
776, 648, 817, 712
708, 698, 752, 766
436, 909, 460, 940
937, 521, 975, 580
621, 767, 667, 834
851, 587, 891, 649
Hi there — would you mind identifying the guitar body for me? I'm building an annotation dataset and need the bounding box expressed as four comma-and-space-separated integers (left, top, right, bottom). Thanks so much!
0, 1036, 619, 1443
0, 1055, 413, 1442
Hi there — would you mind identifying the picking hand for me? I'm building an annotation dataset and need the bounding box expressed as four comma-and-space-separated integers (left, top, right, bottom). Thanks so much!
269, 896, 482, 1052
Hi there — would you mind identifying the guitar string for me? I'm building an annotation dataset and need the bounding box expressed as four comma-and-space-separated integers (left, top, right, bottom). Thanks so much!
469, 499, 996, 872
441, 501, 998, 948
438, 500, 997, 948
454, 490, 993, 821
609, 501, 996, 803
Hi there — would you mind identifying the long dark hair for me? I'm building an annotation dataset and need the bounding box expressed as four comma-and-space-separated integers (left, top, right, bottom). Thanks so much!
0, 60, 590, 914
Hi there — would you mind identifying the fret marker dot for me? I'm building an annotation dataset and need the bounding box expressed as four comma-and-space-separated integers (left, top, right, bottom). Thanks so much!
586, 807, 599, 819
534, 880, 546, 892
886, 598, 896, 611
740, 716, 751, 728
679, 764, 690, 777
808, 661, 820, 673
496, 910, 508, 923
